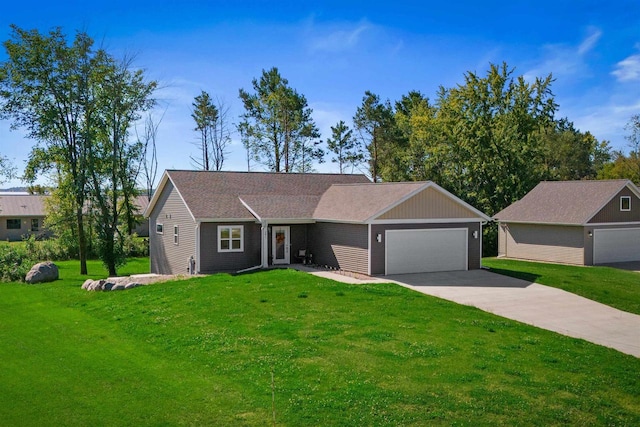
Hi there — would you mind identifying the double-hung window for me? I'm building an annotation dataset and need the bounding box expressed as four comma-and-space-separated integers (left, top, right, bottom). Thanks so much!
173, 225, 179, 245
31, 218, 39, 231
218, 225, 243, 252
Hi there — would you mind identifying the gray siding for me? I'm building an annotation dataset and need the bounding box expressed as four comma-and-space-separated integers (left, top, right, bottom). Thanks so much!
199, 222, 261, 272
498, 224, 507, 256
503, 223, 584, 265
378, 187, 479, 220
308, 222, 368, 275
589, 188, 640, 223
0, 216, 50, 242
370, 222, 481, 275
149, 181, 197, 274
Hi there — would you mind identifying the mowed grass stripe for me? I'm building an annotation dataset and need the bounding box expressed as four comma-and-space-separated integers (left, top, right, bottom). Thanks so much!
1, 261, 639, 425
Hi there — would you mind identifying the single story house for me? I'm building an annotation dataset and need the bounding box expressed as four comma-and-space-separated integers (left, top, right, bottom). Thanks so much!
0, 195, 51, 241
144, 170, 490, 276
494, 179, 640, 265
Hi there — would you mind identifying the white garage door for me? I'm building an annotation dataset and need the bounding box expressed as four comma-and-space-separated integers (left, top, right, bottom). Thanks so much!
593, 228, 640, 264
386, 228, 468, 275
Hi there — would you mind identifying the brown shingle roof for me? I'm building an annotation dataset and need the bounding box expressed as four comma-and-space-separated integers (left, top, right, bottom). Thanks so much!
0, 195, 48, 216
494, 180, 636, 224
165, 170, 371, 220
314, 182, 427, 222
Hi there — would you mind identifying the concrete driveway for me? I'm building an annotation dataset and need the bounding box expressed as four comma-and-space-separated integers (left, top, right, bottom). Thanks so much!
387, 270, 640, 358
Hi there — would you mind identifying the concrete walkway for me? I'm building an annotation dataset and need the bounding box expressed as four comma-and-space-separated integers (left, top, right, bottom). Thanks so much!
385, 270, 640, 358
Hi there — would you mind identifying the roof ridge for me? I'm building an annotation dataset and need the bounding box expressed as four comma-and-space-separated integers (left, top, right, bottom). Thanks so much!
167, 169, 367, 177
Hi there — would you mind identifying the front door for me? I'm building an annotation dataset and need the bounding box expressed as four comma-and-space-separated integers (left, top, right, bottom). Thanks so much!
272, 226, 290, 264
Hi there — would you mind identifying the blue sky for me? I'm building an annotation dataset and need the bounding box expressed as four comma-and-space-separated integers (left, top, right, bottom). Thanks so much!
1, 1, 639, 187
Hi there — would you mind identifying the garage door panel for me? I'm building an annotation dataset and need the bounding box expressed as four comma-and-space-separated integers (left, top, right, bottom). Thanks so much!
386, 228, 467, 274
594, 228, 640, 264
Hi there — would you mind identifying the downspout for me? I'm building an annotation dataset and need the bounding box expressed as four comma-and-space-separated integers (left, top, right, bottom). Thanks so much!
261, 219, 269, 268
195, 221, 201, 273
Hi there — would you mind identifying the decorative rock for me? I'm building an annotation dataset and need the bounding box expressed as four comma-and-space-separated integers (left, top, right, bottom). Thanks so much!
111, 283, 125, 291
25, 262, 59, 284
124, 282, 140, 290
82, 279, 93, 290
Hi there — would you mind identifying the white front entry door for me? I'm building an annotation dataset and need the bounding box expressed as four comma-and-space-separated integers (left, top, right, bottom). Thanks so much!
272, 226, 290, 264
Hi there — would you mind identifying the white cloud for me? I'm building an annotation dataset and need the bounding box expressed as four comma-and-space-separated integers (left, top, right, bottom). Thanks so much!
524, 27, 602, 81
612, 52, 640, 82
577, 27, 602, 55
307, 21, 372, 53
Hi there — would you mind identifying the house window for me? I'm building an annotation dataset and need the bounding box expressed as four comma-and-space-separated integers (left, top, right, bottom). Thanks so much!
156, 223, 164, 234
6, 219, 21, 230
218, 225, 243, 252
620, 196, 631, 211
31, 218, 39, 232
173, 225, 179, 245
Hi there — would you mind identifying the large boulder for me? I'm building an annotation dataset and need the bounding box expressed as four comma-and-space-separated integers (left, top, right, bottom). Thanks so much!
25, 262, 59, 284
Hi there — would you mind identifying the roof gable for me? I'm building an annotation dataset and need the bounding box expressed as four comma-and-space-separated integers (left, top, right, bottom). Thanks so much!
494, 180, 640, 225
314, 181, 490, 222
0, 195, 48, 217
377, 186, 483, 220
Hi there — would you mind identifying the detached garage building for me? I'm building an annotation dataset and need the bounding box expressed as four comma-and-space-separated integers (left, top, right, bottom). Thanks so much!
494, 179, 640, 265
145, 170, 490, 276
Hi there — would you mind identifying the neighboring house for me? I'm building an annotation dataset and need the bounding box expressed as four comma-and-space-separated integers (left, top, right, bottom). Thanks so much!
133, 195, 150, 237
494, 179, 640, 265
0, 195, 51, 241
144, 170, 490, 276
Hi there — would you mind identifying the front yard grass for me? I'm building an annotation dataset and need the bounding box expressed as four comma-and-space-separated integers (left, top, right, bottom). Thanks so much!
483, 257, 640, 315
1, 261, 639, 425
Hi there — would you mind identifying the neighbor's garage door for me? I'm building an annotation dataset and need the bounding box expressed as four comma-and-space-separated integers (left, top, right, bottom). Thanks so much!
593, 228, 640, 264
386, 228, 467, 274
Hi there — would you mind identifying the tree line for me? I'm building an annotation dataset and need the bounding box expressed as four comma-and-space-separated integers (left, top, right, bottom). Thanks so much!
1, 26, 639, 273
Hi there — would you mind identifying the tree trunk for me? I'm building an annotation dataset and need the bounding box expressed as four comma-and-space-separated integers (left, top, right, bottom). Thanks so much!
76, 206, 88, 275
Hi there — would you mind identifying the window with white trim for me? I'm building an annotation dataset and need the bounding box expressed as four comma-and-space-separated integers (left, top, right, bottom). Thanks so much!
218, 225, 243, 252
620, 196, 631, 211
156, 223, 164, 234
173, 225, 179, 245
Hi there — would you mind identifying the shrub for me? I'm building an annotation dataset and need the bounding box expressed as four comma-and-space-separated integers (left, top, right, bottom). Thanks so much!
0, 244, 33, 282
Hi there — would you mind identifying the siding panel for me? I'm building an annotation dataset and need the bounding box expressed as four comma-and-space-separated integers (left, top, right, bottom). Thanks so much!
149, 181, 196, 274
199, 222, 261, 272
504, 223, 584, 265
589, 188, 640, 223
378, 187, 478, 220
308, 222, 368, 275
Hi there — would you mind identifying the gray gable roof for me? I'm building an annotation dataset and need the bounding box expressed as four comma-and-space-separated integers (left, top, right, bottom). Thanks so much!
148, 171, 491, 223
494, 180, 640, 225
314, 182, 426, 222
154, 170, 371, 220
0, 195, 48, 216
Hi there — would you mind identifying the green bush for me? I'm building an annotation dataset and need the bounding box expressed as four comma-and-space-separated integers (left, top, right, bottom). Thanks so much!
23, 235, 74, 261
0, 244, 33, 282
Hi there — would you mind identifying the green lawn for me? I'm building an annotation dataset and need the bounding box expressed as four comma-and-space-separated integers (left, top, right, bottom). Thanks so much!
483, 258, 640, 315
1, 261, 639, 426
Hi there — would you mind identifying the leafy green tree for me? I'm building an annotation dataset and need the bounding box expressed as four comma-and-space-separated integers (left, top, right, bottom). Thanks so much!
0, 26, 98, 274
353, 91, 402, 181
190, 91, 229, 171
598, 115, 640, 183
0, 26, 155, 275
238, 67, 322, 172
0, 155, 15, 184
326, 120, 362, 173
539, 118, 609, 180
